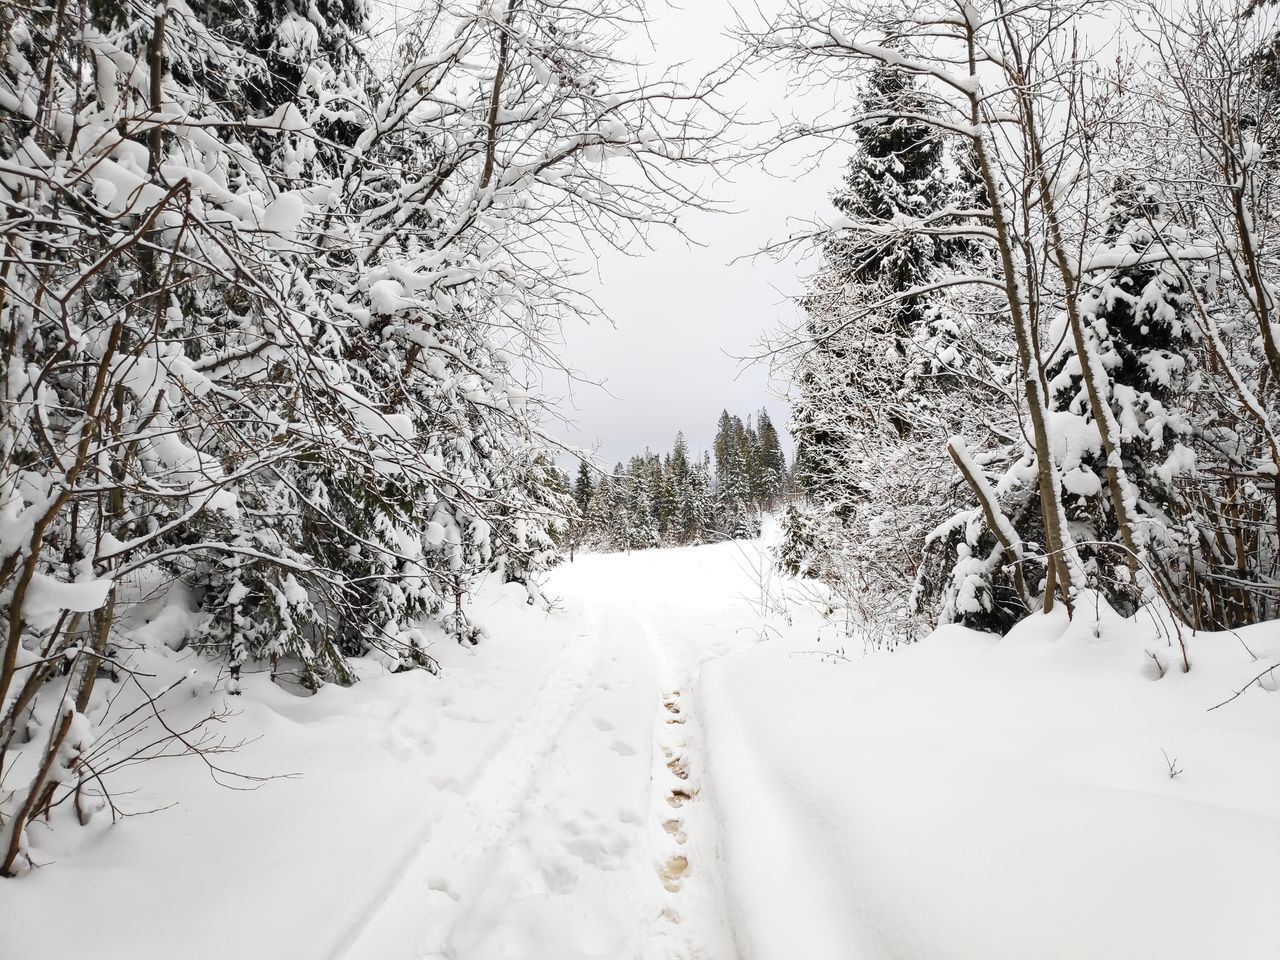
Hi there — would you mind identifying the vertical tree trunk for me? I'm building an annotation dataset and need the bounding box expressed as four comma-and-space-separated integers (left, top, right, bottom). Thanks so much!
962, 22, 1076, 613
1013, 71, 1144, 586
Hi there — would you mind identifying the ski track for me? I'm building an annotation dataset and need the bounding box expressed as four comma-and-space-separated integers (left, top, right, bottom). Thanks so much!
339, 569, 744, 960
340, 621, 607, 960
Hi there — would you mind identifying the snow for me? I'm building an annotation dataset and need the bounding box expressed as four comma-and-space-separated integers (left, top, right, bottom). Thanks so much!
21, 573, 113, 630
369, 278, 416, 314
704, 603, 1280, 960
4, 582, 599, 960
351, 404, 416, 442
248, 102, 311, 132
260, 190, 308, 248
4, 534, 1277, 959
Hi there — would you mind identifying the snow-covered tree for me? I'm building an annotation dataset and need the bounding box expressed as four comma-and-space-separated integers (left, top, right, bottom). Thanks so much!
776, 60, 976, 639
0, 0, 725, 874
754, 0, 1278, 638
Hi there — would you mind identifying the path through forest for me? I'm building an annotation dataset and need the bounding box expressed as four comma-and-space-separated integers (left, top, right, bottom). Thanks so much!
338, 542, 759, 960
334, 535, 1280, 960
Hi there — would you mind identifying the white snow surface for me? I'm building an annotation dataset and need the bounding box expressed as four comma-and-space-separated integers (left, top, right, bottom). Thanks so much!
3, 534, 1278, 959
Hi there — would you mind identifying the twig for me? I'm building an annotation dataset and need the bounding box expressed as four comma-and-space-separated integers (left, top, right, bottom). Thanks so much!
1207, 662, 1280, 711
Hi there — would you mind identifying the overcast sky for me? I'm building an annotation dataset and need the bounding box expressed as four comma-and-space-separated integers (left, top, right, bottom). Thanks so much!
548, 1, 843, 468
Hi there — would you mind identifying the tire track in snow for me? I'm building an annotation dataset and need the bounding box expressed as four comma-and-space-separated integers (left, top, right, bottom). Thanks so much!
335, 624, 605, 960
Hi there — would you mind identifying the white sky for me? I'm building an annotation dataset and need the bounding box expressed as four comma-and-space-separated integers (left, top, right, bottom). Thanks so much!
548, 0, 842, 468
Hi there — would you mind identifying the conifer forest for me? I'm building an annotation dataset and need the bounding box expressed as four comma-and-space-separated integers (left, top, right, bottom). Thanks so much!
2, 1, 1278, 958
571, 409, 788, 553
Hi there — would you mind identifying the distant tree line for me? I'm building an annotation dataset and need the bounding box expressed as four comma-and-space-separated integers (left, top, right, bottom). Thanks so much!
570, 409, 788, 553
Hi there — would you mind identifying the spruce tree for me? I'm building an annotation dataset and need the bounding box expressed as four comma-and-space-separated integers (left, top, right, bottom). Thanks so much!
713, 411, 738, 487
1046, 179, 1198, 611
586, 474, 616, 549
573, 461, 594, 516
685, 455, 718, 543
791, 62, 953, 512
668, 433, 693, 542
756, 409, 787, 510
782, 61, 967, 637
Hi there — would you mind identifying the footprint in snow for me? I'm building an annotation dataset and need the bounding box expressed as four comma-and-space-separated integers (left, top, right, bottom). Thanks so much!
659, 854, 689, 893
426, 876, 460, 901
590, 715, 614, 732
662, 818, 687, 844
665, 788, 695, 809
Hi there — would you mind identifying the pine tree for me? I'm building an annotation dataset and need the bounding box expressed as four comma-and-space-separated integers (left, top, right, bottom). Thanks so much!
668, 433, 693, 542
610, 465, 635, 552
628, 454, 662, 549
713, 411, 738, 488
586, 474, 616, 549
739, 416, 763, 508
717, 436, 760, 540
791, 63, 954, 511
685, 455, 718, 543
782, 61, 970, 638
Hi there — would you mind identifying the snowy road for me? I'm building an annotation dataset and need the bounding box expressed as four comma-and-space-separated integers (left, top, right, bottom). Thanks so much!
337, 539, 1280, 960
337, 544, 756, 960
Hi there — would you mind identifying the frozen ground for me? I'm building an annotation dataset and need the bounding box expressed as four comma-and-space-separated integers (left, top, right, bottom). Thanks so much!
3, 536, 1278, 959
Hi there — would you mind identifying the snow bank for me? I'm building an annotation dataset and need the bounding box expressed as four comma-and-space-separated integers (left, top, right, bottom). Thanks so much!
0, 579, 585, 960
702, 603, 1280, 960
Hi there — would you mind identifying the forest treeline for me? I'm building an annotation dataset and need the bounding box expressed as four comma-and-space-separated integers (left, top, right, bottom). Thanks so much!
569, 409, 788, 552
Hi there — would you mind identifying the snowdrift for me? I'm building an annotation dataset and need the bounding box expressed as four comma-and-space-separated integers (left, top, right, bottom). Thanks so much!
702, 598, 1280, 960
0, 580, 583, 960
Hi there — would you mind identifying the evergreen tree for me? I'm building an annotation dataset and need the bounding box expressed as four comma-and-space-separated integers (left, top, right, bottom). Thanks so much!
791, 62, 954, 511
586, 474, 616, 549
578, 414, 775, 551
756, 409, 787, 510
781, 61, 972, 639
668, 433, 693, 542
627, 454, 662, 549
685, 455, 718, 543
573, 461, 594, 516
1049, 180, 1198, 610
716, 434, 760, 540
740, 415, 764, 507
713, 411, 739, 488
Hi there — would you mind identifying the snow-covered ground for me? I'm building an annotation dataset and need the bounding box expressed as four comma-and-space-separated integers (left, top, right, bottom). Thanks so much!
4, 537, 1278, 959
